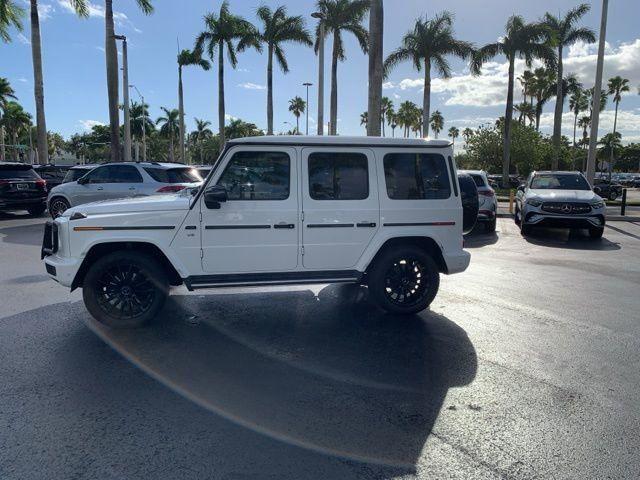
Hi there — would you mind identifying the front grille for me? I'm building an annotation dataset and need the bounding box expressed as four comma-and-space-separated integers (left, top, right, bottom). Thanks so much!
41, 222, 59, 259
541, 202, 591, 215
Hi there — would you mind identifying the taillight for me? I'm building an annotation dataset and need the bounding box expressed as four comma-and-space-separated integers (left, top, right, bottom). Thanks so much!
0, 180, 9, 185
479, 190, 495, 197
36, 179, 47, 189
156, 185, 186, 193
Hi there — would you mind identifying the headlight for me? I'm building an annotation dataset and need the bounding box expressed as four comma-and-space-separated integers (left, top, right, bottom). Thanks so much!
590, 200, 605, 209
526, 198, 543, 207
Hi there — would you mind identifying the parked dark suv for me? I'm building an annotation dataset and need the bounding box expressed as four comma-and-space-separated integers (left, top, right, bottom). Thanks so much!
0, 163, 48, 215
593, 178, 622, 201
33, 164, 70, 192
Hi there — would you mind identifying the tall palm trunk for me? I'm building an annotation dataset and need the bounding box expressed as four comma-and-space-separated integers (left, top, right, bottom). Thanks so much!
168, 126, 174, 162
502, 56, 515, 187
295, 115, 299, 133
30, 0, 48, 165
218, 41, 226, 147
422, 59, 431, 137
329, 31, 339, 135
535, 97, 542, 131
609, 98, 620, 179
572, 112, 578, 170
0, 126, 5, 161
178, 65, 186, 163
12, 132, 19, 161
366, 0, 383, 137
551, 46, 563, 170
266, 45, 274, 135
105, 0, 120, 162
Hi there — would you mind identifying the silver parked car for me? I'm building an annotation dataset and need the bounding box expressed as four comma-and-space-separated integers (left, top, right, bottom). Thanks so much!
47, 162, 203, 218
459, 170, 497, 232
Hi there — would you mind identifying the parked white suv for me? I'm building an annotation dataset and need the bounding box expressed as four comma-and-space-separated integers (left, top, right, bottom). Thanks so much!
42, 136, 471, 328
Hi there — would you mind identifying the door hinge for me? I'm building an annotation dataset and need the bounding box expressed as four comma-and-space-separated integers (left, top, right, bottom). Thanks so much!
301, 246, 305, 256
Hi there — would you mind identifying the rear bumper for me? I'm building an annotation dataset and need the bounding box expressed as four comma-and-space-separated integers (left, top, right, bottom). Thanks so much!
0, 197, 46, 210
477, 209, 496, 222
444, 250, 471, 275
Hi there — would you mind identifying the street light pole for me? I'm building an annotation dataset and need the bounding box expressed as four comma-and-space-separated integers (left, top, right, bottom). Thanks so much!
115, 35, 132, 162
130, 84, 146, 162
303, 82, 312, 135
311, 12, 325, 136
586, 0, 608, 184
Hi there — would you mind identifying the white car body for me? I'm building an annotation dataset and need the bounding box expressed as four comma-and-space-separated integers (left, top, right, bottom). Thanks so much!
43, 136, 470, 293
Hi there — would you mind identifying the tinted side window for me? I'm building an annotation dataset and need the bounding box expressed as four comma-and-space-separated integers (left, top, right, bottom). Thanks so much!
308, 152, 368, 200
83, 166, 110, 184
383, 153, 451, 200
217, 151, 290, 200
144, 167, 202, 183
110, 165, 143, 183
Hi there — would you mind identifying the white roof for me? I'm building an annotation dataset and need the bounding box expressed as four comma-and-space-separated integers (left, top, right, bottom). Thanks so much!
228, 135, 452, 148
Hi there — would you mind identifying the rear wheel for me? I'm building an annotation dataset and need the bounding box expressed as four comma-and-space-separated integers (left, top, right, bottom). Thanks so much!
27, 204, 46, 216
367, 246, 439, 315
82, 251, 169, 329
589, 226, 604, 239
608, 190, 618, 201
49, 197, 69, 219
485, 218, 496, 232
520, 222, 532, 236
514, 205, 521, 225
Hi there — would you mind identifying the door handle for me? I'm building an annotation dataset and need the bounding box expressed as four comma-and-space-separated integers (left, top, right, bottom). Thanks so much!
97, 187, 104, 191
128, 187, 136, 190
356, 222, 377, 228
274, 222, 295, 229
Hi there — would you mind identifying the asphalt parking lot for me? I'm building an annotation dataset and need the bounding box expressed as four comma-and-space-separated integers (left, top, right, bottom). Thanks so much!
1, 213, 639, 479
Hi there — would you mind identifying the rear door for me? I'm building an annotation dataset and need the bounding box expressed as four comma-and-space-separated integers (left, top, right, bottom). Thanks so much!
300, 147, 379, 270
74, 165, 141, 205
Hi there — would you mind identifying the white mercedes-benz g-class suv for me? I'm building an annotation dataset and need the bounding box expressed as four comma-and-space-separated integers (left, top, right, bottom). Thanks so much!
42, 136, 471, 328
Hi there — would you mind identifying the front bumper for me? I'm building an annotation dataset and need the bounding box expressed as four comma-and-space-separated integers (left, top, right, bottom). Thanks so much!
523, 211, 605, 229
43, 254, 82, 287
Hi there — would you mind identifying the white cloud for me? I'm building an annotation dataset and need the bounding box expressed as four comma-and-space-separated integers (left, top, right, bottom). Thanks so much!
57, 0, 138, 32
79, 120, 105, 131
224, 114, 238, 122
16, 77, 28, 83
382, 81, 395, 90
237, 68, 250, 73
383, 39, 640, 108
538, 109, 640, 144
17, 33, 30, 45
237, 82, 266, 90
20, 0, 54, 20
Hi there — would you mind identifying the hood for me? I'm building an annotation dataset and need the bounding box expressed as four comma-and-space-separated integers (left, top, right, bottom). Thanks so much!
64, 193, 191, 217
528, 189, 599, 202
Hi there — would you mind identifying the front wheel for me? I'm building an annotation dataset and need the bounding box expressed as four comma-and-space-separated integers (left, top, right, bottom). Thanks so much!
49, 197, 70, 219
82, 251, 169, 329
27, 204, 46, 216
589, 226, 604, 239
367, 246, 440, 315
608, 190, 618, 201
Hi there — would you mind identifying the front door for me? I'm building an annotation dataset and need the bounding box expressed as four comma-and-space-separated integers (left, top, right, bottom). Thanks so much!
301, 147, 380, 270
200, 146, 299, 273
74, 164, 141, 205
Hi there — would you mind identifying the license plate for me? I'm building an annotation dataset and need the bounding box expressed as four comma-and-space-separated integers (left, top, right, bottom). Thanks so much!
16, 183, 29, 190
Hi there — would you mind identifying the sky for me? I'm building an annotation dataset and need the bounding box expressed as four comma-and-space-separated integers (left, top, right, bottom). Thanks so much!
1, 0, 639, 145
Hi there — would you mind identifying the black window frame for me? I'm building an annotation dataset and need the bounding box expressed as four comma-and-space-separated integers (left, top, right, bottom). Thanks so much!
307, 151, 370, 201
82, 165, 143, 184
383, 152, 452, 200
216, 150, 291, 201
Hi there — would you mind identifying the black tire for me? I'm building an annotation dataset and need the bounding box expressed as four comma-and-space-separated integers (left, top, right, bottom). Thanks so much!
589, 226, 604, 239
49, 197, 70, 219
82, 251, 169, 329
514, 205, 521, 225
608, 190, 618, 201
485, 218, 497, 233
520, 223, 532, 236
27, 204, 46, 216
367, 245, 439, 315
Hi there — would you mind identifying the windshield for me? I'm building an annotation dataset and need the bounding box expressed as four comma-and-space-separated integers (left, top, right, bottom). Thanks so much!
530, 174, 591, 190
144, 167, 203, 183
0, 166, 38, 180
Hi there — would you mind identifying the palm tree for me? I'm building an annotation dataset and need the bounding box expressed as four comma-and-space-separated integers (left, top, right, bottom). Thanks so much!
429, 110, 444, 138
0, 0, 23, 42
607, 76, 630, 140
569, 88, 588, 167
396, 101, 419, 138
598, 131, 622, 175
0, 101, 31, 161
448, 126, 459, 146
0, 77, 17, 161
586, 87, 607, 118
359, 111, 368, 132
514, 102, 535, 126
156, 107, 179, 162
315, 0, 369, 135
193, 118, 212, 163
381, 97, 393, 137
530, 67, 555, 131
195, 1, 257, 148
389, 113, 398, 138
384, 12, 473, 137
129, 100, 153, 160
225, 119, 262, 139
255, 6, 312, 136
462, 127, 474, 145
177, 49, 210, 164
472, 15, 554, 186
288, 96, 305, 134
518, 70, 535, 105
366, 0, 383, 137
543, 4, 595, 168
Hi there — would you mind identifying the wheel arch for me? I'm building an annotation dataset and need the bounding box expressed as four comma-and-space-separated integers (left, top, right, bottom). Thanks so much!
364, 236, 448, 275
71, 241, 183, 291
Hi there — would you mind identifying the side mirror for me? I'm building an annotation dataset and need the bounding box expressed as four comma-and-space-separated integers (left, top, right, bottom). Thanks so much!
517, 184, 525, 193
593, 186, 601, 194
204, 185, 228, 209
77, 176, 89, 185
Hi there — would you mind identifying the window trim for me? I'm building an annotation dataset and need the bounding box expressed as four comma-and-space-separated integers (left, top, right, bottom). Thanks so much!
383, 152, 452, 201
307, 151, 370, 201
216, 150, 291, 201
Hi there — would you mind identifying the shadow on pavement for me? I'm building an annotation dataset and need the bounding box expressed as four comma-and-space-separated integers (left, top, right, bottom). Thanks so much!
86, 284, 478, 468
0, 222, 45, 246
523, 227, 621, 251
464, 228, 499, 248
